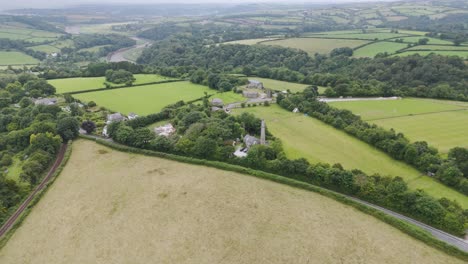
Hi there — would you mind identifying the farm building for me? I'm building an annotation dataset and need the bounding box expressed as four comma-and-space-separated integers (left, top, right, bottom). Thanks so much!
106, 113, 125, 124
246, 80, 264, 89
34, 98, 57, 106
128, 112, 139, 120
211, 98, 224, 106
155, 123, 175, 137
243, 91, 259, 98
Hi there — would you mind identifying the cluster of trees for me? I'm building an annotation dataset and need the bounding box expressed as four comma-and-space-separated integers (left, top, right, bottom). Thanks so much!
0, 72, 80, 224
73, 34, 135, 54
102, 101, 467, 235
190, 70, 246, 91
105, 69, 135, 85
278, 87, 468, 195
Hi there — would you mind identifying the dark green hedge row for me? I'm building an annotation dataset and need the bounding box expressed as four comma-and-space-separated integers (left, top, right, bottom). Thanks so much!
80, 136, 468, 261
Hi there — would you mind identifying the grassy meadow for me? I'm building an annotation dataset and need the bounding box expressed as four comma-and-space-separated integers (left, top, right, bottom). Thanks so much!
0, 139, 463, 264
234, 105, 468, 207
0, 51, 39, 65
353, 42, 408, 57
244, 77, 311, 93
330, 98, 468, 153
73, 81, 212, 115
49, 74, 176, 94
262, 38, 370, 55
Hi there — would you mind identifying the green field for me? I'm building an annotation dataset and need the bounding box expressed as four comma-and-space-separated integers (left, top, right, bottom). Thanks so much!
49, 74, 177, 94
222, 38, 281, 45
330, 98, 468, 153
0, 51, 39, 65
395, 51, 468, 58
209, 91, 245, 104
407, 45, 468, 51
303, 32, 411, 40
122, 47, 144, 62
353, 42, 408, 57
234, 105, 468, 207
30, 44, 60, 53
74, 81, 213, 115
263, 38, 370, 55
243, 77, 311, 93
400, 37, 454, 45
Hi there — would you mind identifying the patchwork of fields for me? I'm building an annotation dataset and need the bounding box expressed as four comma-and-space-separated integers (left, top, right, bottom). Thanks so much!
234, 105, 468, 207
330, 98, 468, 153
226, 28, 468, 58
0, 140, 462, 264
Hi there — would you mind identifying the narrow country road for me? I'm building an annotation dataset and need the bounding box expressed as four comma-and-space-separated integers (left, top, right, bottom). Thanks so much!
0, 144, 68, 238
347, 196, 468, 252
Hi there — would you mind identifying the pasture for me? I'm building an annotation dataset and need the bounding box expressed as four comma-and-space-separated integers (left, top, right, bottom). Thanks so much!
0, 140, 463, 264
73, 81, 212, 115
395, 50, 468, 58
244, 77, 311, 93
49, 74, 177, 94
222, 38, 280, 45
262, 38, 370, 55
330, 98, 468, 153
353, 42, 408, 57
0, 51, 39, 65
234, 105, 468, 207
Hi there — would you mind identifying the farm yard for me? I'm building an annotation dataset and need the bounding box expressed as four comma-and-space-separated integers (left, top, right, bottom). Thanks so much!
49, 74, 177, 94
73, 81, 213, 115
329, 98, 468, 153
0, 140, 463, 264
233, 105, 468, 207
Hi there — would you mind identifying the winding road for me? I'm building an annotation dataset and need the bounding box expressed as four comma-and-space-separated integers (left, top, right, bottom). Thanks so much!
107, 37, 151, 63
0, 144, 68, 238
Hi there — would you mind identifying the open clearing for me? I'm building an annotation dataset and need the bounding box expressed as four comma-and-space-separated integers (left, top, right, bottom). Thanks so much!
73, 81, 212, 115
0, 140, 463, 264
234, 105, 468, 207
49, 74, 177, 94
353, 42, 408, 57
330, 98, 468, 153
262, 38, 370, 55
244, 77, 312, 93
222, 38, 280, 45
0, 51, 39, 65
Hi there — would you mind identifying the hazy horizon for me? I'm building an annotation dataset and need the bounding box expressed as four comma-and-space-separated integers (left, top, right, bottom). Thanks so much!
1, 0, 394, 11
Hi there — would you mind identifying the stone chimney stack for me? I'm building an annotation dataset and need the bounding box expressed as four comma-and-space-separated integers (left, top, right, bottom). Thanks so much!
260, 119, 266, 145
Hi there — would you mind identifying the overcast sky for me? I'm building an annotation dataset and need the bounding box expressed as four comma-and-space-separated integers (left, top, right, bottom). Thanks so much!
1, 0, 392, 11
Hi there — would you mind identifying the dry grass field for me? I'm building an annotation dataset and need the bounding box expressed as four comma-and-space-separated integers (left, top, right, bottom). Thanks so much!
0, 140, 463, 264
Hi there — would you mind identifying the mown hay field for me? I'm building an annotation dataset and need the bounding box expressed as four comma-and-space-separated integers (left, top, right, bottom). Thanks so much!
73, 81, 212, 115
262, 38, 370, 55
330, 98, 468, 153
0, 140, 463, 264
49, 74, 177, 94
353, 42, 408, 57
234, 105, 468, 207
0, 51, 39, 65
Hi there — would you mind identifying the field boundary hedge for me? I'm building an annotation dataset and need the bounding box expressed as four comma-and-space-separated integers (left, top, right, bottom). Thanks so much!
80, 135, 468, 261
0, 141, 73, 250
64, 79, 184, 95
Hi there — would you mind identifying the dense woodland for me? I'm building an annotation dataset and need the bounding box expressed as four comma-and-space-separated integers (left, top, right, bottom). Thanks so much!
0, 73, 80, 225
